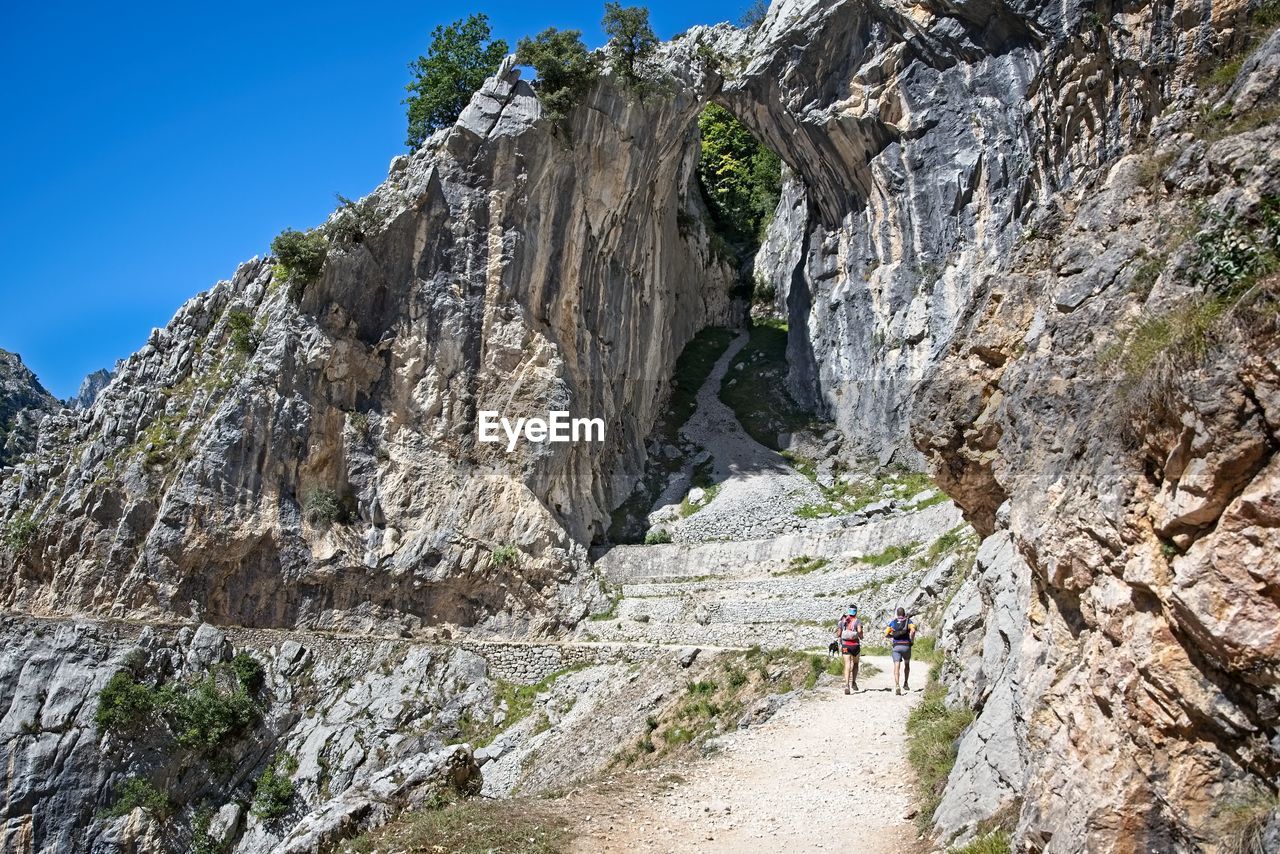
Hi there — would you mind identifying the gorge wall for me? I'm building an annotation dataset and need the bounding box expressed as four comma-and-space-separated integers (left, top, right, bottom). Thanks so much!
1, 0, 1278, 851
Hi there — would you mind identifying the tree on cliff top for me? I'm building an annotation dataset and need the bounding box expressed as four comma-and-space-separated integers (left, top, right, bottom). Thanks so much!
602, 3, 662, 93
515, 28, 601, 123
404, 14, 509, 150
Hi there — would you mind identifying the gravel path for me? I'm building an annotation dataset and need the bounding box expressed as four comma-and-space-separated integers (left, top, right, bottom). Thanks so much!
569, 656, 923, 853
663, 332, 825, 543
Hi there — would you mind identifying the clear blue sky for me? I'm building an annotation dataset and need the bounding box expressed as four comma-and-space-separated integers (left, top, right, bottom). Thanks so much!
0, 1, 750, 398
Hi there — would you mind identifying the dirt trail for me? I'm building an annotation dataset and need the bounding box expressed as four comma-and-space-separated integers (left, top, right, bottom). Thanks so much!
569, 655, 923, 853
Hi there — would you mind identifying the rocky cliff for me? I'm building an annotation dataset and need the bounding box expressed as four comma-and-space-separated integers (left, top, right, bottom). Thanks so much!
2, 0, 1278, 851
0, 350, 55, 470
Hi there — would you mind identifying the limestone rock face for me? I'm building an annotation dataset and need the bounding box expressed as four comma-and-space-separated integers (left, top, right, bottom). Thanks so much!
0, 349, 55, 469
911, 25, 1280, 854
71, 368, 114, 410
0, 56, 739, 635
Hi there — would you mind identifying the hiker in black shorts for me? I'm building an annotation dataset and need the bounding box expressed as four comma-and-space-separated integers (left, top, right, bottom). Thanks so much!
884, 607, 917, 695
835, 605, 864, 694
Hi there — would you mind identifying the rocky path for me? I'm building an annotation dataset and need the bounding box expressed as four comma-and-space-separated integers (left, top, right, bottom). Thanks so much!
659, 332, 825, 543
567, 656, 922, 853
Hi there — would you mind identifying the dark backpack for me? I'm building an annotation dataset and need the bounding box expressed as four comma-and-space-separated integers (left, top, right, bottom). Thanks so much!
891, 618, 912, 643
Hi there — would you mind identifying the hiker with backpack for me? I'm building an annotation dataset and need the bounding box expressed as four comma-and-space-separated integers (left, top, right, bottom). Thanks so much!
885, 607, 917, 695
835, 605, 864, 694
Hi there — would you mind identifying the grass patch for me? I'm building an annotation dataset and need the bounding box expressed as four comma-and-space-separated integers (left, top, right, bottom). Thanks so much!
860, 542, 921, 567
678, 459, 721, 517
792, 465, 940, 519
949, 831, 1011, 854
665, 327, 734, 440
719, 319, 820, 449
778, 555, 830, 576
907, 666, 975, 831
490, 543, 520, 568
644, 528, 673, 545
461, 665, 590, 748
1214, 788, 1278, 854
343, 796, 571, 854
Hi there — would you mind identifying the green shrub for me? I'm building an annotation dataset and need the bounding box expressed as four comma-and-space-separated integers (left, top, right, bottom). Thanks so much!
644, 528, 672, 545
515, 28, 601, 123
191, 807, 231, 854
490, 543, 520, 567
3, 514, 38, 553
251, 753, 299, 820
303, 488, 341, 527
160, 675, 260, 752
603, 3, 662, 93
225, 310, 259, 356
697, 104, 783, 250
230, 652, 265, 694
271, 228, 328, 301
95, 672, 159, 734
326, 193, 383, 247
404, 14, 508, 149
908, 673, 975, 830
104, 777, 173, 820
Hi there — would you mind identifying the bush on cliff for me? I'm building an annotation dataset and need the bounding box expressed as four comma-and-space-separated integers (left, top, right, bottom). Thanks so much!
270, 228, 327, 302
251, 752, 299, 820
515, 28, 601, 123
404, 14, 509, 149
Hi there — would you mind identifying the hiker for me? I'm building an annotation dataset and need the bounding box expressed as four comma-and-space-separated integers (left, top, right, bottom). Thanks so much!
835, 605, 863, 694
885, 607, 917, 695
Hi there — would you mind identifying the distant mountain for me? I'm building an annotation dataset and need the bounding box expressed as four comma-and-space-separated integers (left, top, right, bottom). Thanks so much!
70, 366, 114, 409
0, 348, 56, 468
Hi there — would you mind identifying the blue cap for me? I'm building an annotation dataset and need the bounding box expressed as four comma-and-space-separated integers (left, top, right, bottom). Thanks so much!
847, 606, 858, 615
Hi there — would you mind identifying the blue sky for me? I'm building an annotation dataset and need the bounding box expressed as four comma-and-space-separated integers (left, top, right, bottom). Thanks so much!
0, 1, 750, 398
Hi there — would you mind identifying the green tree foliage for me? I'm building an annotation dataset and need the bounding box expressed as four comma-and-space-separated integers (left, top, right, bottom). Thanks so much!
225, 310, 259, 356
3, 514, 37, 554
270, 229, 328, 302
602, 3, 661, 92
404, 14, 509, 149
515, 28, 601, 122
159, 675, 260, 752
697, 104, 783, 246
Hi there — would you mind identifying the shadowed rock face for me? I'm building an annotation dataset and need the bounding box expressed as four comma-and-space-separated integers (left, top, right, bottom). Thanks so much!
0, 0, 1277, 850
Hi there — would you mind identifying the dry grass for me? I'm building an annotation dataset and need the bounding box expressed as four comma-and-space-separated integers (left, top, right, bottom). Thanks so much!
341, 796, 572, 854
1215, 789, 1278, 854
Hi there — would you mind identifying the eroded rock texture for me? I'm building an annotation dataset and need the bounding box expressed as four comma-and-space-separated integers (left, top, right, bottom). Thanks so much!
0, 350, 55, 470
0, 0, 1277, 850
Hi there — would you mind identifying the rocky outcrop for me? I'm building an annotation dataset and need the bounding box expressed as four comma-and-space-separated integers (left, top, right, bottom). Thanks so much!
0, 349, 55, 469
0, 51, 741, 635
912, 22, 1280, 854
1, 0, 1277, 850
0, 616, 496, 853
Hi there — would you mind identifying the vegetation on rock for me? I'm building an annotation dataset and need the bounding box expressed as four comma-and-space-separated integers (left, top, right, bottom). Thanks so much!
515, 28, 601, 123
719, 319, 817, 450
602, 3, 663, 95
697, 104, 783, 248
404, 14, 508, 149
251, 752, 298, 820
907, 666, 975, 831
103, 776, 173, 820
225, 310, 258, 356
270, 228, 328, 302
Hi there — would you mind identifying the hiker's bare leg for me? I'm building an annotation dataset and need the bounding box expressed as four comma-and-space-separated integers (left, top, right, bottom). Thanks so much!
892, 659, 901, 688
851, 656, 860, 689
903, 658, 911, 689
842, 652, 852, 688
